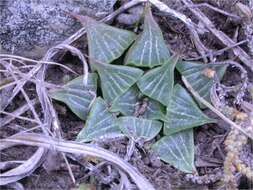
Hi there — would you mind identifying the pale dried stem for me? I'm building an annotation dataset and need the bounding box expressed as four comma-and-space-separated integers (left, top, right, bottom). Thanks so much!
0, 99, 38, 127
149, 0, 208, 62
182, 76, 253, 140
0, 147, 47, 186
0, 133, 155, 190
186, 40, 248, 61
0, 0, 153, 186
44, 44, 88, 85
0, 111, 39, 124
61, 152, 76, 184
0, 81, 16, 90
3, 63, 42, 124
0, 60, 42, 110
181, 0, 253, 71
0, 56, 77, 74
179, 3, 240, 19
213, 60, 248, 104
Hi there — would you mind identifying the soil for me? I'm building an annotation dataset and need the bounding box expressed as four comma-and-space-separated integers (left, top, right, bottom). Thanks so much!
1, 0, 253, 190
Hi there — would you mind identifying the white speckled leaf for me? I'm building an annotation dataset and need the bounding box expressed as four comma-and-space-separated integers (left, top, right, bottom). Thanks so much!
125, 6, 170, 68
84, 16, 136, 65
176, 61, 226, 108
137, 55, 178, 106
95, 63, 143, 103
163, 84, 215, 135
152, 129, 196, 173
76, 97, 121, 142
117, 116, 162, 141
49, 74, 97, 120
110, 86, 166, 120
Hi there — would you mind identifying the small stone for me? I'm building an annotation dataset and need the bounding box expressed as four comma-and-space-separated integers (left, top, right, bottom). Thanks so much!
149, 154, 162, 168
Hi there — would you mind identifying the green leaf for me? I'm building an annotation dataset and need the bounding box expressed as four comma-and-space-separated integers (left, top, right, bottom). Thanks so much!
176, 61, 226, 108
49, 74, 97, 120
117, 116, 162, 141
142, 98, 166, 120
152, 129, 196, 173
76, 97, 121, 142
124, 6, 170, 68
164, 84, 215, 135
137, 55, 178, 106
82, 16, 136, 65
110, 86, 139, 115
95, 63, 143, 102
110, 86, 166, 120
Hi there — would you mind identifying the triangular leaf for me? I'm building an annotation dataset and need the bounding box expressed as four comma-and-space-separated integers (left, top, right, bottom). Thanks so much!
81, 16, 136, 65
110, 86, 166, 120
164, 84, 215, 135
152, 129, 196, 173
95, 63, 143, 102
76, 97, 121, 142
50, 74, 97, 120
117, 116, 162, 141
125, 6, 170, 68
137, 56, 178, 106
142, 98, 166, 120
110, 86, 139, 115
176, 61, 226, 108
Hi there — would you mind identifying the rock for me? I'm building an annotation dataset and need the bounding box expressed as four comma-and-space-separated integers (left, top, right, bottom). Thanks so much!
0, 0, 116, 58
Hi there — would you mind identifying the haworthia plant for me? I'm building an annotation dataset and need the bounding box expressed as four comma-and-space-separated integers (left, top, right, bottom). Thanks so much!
95, 62, 143, 102
76, 97, 121, 142
50, 7, 225, 176
110, 86, 166, 120
163, 84, 215, 135
176, 61, 227, 108
152, 129, 196, 173
117, 116, 162, 141
77, 15, 136, 65
125, 6, 171, 68
49, 74, 97, 120
137, 55, 178, 106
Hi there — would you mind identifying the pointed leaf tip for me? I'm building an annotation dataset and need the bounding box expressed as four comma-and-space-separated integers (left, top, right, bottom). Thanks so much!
49, 73, 97, 120
66, 12, 90, 25
85, 17, 136, 66
117, 116, 162, 141
137, 55, 178, 106
163, 84, 216, 135
76, 97, 121, 142
110, 86, 140, 115
152, 129, 196, 173
110, 86, 166, 120
125, 7, 171, 68
176, 61, 227, 108
96, 63, 143, 102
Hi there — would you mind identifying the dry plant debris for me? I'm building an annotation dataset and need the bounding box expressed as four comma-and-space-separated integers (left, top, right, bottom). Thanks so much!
0, 0, 253, 189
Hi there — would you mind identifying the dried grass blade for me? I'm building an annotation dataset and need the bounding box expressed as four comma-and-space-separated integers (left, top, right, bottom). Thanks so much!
0, 147, 46, 186
0, 133, 155, 190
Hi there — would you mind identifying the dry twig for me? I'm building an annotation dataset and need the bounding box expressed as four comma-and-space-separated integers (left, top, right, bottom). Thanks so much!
181, 0, 253, 72
179, 3, 240, 19
0, 133, 155, 190
149, 0, 209, 62
182, 76, 253, 140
